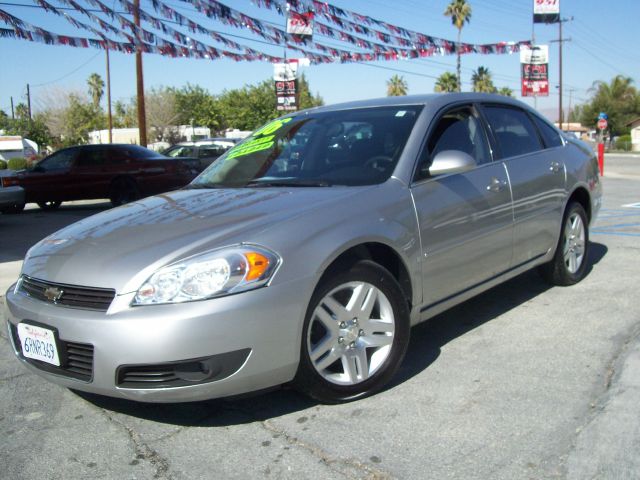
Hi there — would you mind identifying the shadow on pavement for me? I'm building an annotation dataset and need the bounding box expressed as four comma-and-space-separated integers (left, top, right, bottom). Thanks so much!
71, 242, 608, 426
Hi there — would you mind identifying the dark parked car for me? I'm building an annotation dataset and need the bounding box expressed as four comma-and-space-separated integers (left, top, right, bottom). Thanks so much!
5, 94, 601, 403
0, 144, 199, 211
163, 138, 239, 171
0, 170, 25, 214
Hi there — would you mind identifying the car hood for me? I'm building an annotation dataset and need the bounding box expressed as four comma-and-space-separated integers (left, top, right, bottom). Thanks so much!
22, 187, 362, 293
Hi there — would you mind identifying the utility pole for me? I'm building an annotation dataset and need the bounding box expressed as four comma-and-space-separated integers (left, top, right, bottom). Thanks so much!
550, 17, 572, 130
10, 96, 14, 119
133, 0, 147, 147
558, 19, 563, 130
26, 83, 32, 119
106, 47, 113, 143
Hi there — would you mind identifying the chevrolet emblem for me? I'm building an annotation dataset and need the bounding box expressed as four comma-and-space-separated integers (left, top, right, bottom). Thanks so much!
44, 286, 64, 303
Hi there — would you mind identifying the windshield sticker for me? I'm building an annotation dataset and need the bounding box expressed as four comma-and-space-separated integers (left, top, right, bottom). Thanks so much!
227, 135, 275, 159
225, 118, 293, 160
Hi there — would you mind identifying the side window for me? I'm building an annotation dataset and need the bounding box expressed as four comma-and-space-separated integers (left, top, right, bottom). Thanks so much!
76, 149, 107, 167
198, 145, 226, 158
483, 106, 543, 158
416, 106, 491, 181
37, 150, 75, 171
531, 114, 564, 148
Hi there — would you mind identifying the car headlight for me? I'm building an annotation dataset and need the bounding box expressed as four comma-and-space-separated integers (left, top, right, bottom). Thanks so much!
132, 245, 280, 305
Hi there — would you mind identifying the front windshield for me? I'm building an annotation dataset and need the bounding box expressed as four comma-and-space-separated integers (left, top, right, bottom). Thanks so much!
191, 105, 422, 188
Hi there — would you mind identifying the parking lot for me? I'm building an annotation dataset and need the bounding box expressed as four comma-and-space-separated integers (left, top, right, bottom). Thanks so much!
1, 154, 639, 480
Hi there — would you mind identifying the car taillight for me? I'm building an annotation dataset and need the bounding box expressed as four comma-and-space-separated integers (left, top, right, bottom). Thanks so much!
1, 176, 20, 188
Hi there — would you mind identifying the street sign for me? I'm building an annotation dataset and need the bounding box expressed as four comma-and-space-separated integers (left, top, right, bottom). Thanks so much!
597, 118, 608, 130
598, 112, 608, 120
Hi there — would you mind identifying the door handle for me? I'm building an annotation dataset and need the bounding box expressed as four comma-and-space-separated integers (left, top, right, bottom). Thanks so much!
549, 161, 562, 173
486, 177, 507, 193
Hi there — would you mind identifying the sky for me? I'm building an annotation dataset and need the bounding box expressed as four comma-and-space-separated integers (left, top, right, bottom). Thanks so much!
0, 0, 639, 124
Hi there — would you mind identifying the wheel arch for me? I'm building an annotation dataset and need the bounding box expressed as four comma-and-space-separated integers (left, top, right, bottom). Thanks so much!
567, 186, 592, 223
317, 242, 414, 312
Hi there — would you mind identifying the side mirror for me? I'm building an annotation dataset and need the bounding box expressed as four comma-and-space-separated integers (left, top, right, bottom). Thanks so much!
429, 150, 477, 176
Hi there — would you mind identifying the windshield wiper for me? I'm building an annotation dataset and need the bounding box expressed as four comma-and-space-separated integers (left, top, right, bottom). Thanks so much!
243, 179, 332, 188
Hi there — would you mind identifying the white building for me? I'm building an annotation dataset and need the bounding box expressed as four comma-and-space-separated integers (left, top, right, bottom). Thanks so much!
88, 125, 211, 145
628, 118, 640, 152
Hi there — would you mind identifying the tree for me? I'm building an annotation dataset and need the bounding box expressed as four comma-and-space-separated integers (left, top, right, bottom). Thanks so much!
434, 72, 459, 93
87, 73, 105, 108
113, 100, 137, 128
444, 0, 472, 92
145, 87, 179, 142
386, 75, 408, 96
0, 106, 53, 149
56, 94, 105, 146
471, 66, 497, 93
577, 75, 640, 136
297, 73, 324, 110
497, 86, 513, 97
171, 84, 220, 131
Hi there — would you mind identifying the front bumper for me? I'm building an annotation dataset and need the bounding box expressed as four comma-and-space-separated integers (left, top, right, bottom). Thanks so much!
4, 277, 312, 402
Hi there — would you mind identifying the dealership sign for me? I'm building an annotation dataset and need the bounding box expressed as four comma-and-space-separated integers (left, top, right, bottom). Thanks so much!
533, 0, 560, 23
274, 62, 299, 111
520, 45, 549, 97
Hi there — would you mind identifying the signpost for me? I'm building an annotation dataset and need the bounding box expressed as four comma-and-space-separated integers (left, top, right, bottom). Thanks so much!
597, 113, 607, 176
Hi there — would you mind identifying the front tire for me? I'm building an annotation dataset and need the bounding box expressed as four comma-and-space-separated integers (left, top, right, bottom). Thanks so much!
294, 261, 410, 403
539, 202, 589, 286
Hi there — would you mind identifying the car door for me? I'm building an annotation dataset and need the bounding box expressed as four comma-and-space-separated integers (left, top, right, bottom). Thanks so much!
480, 105, 566, 267
72, 146, 109, 199
21, 148, 78, 203
411, 105, 514, 309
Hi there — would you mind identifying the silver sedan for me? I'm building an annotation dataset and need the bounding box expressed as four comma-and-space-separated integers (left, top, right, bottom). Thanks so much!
4, 93, 602, 403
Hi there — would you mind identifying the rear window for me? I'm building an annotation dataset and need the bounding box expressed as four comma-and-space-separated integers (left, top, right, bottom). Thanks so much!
531, 114, 564, 148
483, 106, 543, 158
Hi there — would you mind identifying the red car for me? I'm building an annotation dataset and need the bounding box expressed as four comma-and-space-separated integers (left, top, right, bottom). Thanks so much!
0, 144, 199, 212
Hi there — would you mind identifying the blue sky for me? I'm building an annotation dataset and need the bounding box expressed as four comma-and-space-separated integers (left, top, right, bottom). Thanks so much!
0, 0, 638, 123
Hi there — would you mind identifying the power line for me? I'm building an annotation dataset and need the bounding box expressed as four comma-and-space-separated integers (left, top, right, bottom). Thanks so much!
30, 51, 102, 87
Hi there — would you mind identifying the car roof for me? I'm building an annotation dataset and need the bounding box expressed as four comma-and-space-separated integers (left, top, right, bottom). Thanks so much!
293, 92, 536, 116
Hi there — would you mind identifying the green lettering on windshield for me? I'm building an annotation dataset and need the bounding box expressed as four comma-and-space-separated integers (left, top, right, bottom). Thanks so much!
225, 117, 293, 160
227, 135, 275, 159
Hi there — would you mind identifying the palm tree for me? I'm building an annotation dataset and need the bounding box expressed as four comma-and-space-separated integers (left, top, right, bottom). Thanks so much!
497, 86, 513, 97
471, 66, 496, 93
434, 72, 459, 93
387, 75, 408, 96
444, 0, 472, 92
87, 73, 105, 108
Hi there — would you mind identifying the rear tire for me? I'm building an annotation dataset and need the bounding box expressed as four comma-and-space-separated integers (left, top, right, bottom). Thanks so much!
37, 200, 62, 211
294, 260, 410, 403
538, 202, 589, 286
109, 178, 140, 207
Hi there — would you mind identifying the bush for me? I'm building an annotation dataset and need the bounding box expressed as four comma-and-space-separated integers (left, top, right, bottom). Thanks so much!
615, 134, 632, 151
0, 159, 7, 170
7, 157, 28, 170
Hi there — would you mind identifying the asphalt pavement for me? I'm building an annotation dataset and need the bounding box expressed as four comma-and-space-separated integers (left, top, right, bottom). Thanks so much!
1, 154, 639, 479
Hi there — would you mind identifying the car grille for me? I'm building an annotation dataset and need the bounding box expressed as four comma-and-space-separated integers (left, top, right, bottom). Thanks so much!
10, 323, 94, 382
18, 275, 116, 311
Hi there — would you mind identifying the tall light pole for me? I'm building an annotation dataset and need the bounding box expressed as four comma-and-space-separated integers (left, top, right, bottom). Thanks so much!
133, 0, 147, 146
106, 47, 113, 143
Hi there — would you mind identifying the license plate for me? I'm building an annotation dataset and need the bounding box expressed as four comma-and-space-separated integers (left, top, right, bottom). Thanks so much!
17, 323, 61, 366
